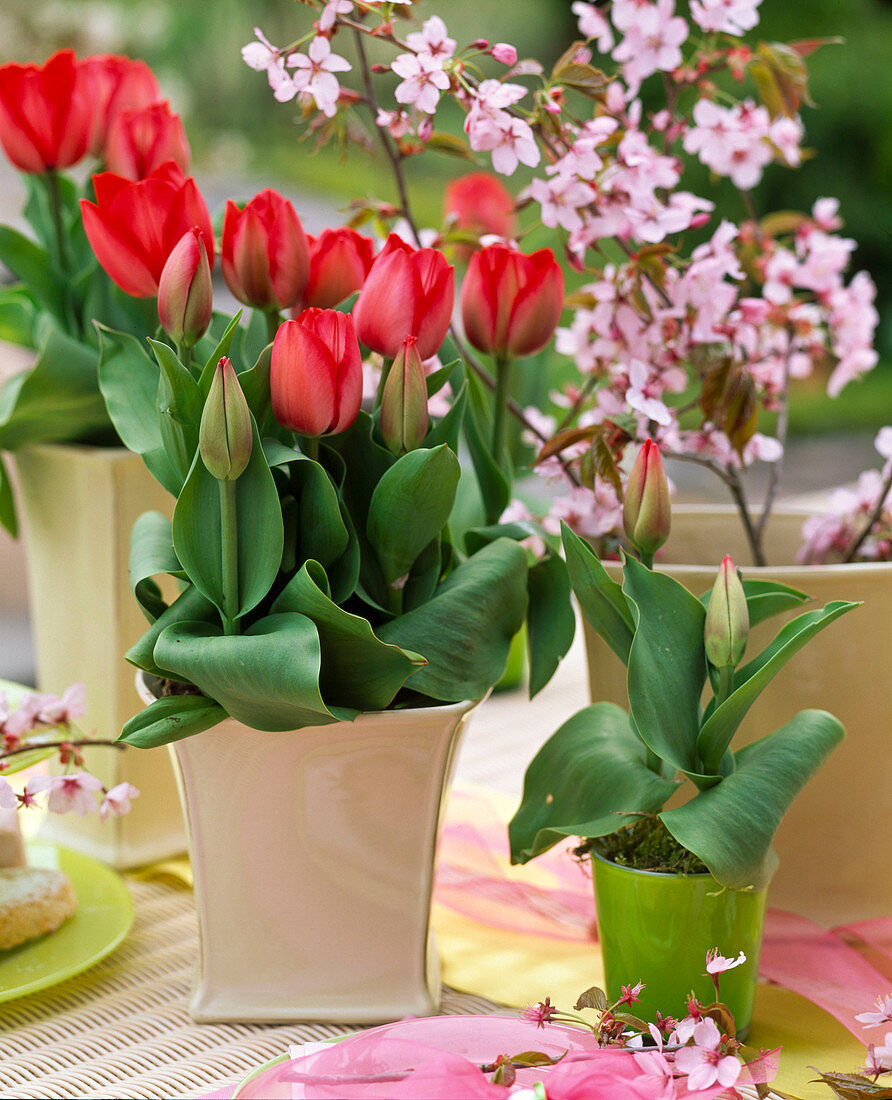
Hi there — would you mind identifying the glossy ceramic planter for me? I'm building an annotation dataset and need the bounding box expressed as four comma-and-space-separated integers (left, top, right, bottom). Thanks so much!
592, 853, 766, 1039
15, 444, 185, 868
137, 674, 478, 1024
584, 505, 892, 923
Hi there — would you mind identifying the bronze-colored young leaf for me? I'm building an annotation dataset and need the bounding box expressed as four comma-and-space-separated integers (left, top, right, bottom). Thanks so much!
810, 1070, 892, 1099
536, 424, 600, 464
574, 986, 608, 1012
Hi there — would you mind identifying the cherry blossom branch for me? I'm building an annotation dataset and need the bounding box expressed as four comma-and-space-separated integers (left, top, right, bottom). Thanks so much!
842, 461, 892, 563
0, 738, 127, 762
755, 334, 793, 545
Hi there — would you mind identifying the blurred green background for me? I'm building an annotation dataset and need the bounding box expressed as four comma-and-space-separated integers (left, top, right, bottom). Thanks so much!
2, 0, 891, 435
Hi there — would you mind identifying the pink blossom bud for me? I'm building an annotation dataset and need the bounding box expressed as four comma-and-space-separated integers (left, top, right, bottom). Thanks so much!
623, 440, 671, 558
471, 39, 489, 50
158, 228, 213, 348
492, 43, 518, 66
199, 358, 253, 482
704, 556, 749, 669
380, 336, 429, 455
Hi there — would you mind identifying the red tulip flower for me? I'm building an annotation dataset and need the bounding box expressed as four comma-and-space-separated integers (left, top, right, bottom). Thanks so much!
353, 234, 454, 361
221, 189, 310, 312
0, 50, 93, 173
105, 100, 190, 180
271, 309, 363, 438
461, 244, 565, 359
80, 161, 214, 298
444, 172, 517, 241
301, 227, 375, 311
80, 54, 160, 157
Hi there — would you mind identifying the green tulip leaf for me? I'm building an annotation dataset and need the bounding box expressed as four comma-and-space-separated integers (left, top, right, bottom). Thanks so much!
149, 338, 203, 489
118, 692, 228, 749
129, 510, 186, 622
561, 523, 634, 665
96, 324, 183, 495
0, 226, 64, 324
425, 379, 467, 453
402, 537, 442, 612
662, 709, 845, 890
172, 420, 284, 620
462, 369, 509, 526
327, 502, 362, 605
291, 456, 350, 571
509, 703, 680, 864
0, 455, 18, 538
696, 599, 859, 773
700, 577, 811, 628
153, 612, 355, 731
198, 311, 243, 397
271, 560, 425, 710
378, 537, 527, 701
622, 554, 707, 776
126, 584, 219, 679
238, 342, 272, 426
425, 358, 461, 398
0, 327, 109, 451
527, 551, 576, 697
0, 285, 36, 347
367, 444, 460, 588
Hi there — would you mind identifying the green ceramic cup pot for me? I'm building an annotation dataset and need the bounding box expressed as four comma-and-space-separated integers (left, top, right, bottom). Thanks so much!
591, 852, 768, 1039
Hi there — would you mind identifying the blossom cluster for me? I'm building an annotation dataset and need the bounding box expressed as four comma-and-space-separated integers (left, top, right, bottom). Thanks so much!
241, 0, 886, 567
858, 993, 892, 1078
0, 684, 139, 820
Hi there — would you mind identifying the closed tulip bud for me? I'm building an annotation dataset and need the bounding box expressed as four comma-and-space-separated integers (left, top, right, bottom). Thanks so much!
705, 555, 749, 669
380, 336, 429, 455
271, 309, 363, 438
199, 358, 253, 481
158, 228, 212, 348
623, 440, 671, 559
461, 244, 564, 359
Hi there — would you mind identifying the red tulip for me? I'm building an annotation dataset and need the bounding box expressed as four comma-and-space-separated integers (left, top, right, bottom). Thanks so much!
158, 228, 213, 348
221, 189, 309, 312
0, 50, 93, 173
300, 227, 376, 311
81, 161, 214, 298
105, 100, 190, 180
80, 54, 160, 157
271, 309, 362, 437
444, 172, 517, 241
461, 244, 564, 360
353, 234, 454, 361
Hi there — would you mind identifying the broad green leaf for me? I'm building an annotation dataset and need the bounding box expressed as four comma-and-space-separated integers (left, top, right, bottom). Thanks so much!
0, 286, 36, 347
696, 600, 859, 773
96, 324, 182, 494
238, 343, 272, 427
129, 511, 185, 622
465, 519, 549, 555
700, 577, 810, 628
402, 536, 442, 612
198, 311, 243, 396
118, 693, 227, 748
463, 369, 509, 526
271, 560, 425, 710
291, 456, 350, 570
0, 226, 64, 324
327, 502, 361, 605
172, 421, 284, 620
662, 709, 845, 890
424, 379, 467, 453
126, 584, 219, 678
0, 328, 108, 451
378, 537, 528, 701
623, 555, 707, 776
0, 454, 18, 537
508, 703, 680, 864
561, 523, 634, 664
367, 444, 460, 588
526, 552, 576, 697
153, 613, 355, 731
149, 338, 203, 488
425, 357, 461, 398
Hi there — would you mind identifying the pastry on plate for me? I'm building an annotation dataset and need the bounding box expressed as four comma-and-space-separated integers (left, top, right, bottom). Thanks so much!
0, 867, 77, 950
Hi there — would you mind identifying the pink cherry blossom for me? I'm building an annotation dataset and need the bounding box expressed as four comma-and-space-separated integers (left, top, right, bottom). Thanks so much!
612, 0, 688, 89
866, 1032, 892, 1073
241, 27, 294, 101
674, 1018, 742, 1091
27, 773, 104, 816
391, 52, 450, 115
99, 782, 141, 821
492, 43, 518, 67
405, 15, 456, 61
857, 994, 892, 1029
37, 683, 86, 727
812, 197, 843, 232
690, 0, 763, 36
572, 1, 615, 51
318, 0, 353, 33
288, 36, 352, 118
0, 778, 15, 810
705, 948, 747, 974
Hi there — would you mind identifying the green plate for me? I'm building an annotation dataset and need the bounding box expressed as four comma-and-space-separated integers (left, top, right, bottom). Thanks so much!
0, 843, 134, 1002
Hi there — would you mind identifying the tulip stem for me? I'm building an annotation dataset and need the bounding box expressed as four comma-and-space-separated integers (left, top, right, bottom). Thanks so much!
219, 479, 239, 636
44, 171, 71, 275
715, 665, 735, 709
639, 549, 654, 569
176, 343, 192, 370
303, 435, 320, 462
492, 356, 511, 470
264, 308, 281, 346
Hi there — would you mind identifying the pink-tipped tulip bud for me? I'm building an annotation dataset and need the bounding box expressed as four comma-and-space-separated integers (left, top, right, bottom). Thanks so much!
623, 440, 671, 558
461, 244, 564, 359
199, 358, 253, 481
271, 309, 363, 438
705, 555, 749, 669
353, 234, 454, 361
158, 227, 213, 348
380, 336, 429, 456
